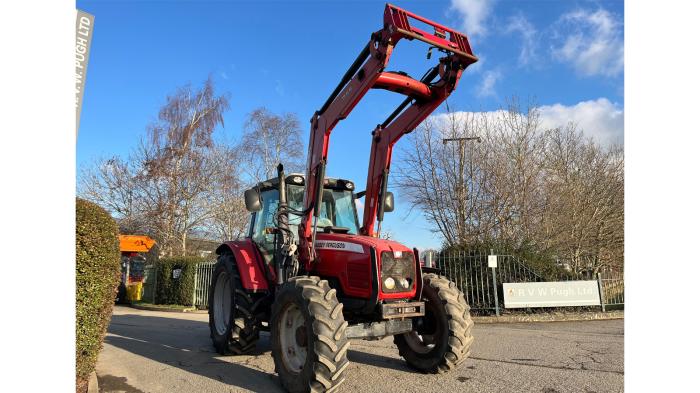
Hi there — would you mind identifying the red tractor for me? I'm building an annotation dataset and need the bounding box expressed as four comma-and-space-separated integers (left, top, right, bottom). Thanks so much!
208, 4, 478, 392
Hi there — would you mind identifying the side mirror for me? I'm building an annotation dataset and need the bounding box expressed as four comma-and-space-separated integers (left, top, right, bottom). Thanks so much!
244, 188, 262, 212
383, 191, 395, 213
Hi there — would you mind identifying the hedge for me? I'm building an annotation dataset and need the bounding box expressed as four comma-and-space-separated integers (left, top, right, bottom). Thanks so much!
155, 256, 208, 306
76, 198, 121, 390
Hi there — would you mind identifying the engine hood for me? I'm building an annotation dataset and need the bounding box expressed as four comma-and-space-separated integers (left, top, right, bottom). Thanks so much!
314, 232, 413, 254
312, 232, 418, 301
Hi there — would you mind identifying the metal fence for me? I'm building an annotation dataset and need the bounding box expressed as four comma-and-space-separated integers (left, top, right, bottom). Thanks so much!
141, 265, 157, 303
193, 261, 217, 308
433, 249, 624, 314
599, 271, 624, 310
138, 252, 623, 313
136, 261, 216, 307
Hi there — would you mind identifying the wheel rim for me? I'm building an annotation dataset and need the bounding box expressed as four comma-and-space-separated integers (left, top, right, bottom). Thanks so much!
279, 303, 308, 373
403, 299, 440, 354
213, 272, 231, 336
403, 331, 437, 354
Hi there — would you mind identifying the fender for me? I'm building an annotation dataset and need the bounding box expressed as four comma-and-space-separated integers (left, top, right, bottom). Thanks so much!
413, 248, 424, 301
216, 239, 270, 292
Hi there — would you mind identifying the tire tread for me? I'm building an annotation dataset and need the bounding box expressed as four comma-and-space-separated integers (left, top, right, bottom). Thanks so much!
272, 276, 349, 392
394, 273, 474, 374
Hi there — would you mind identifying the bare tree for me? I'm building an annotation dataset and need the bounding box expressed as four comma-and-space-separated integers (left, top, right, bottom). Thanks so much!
396, 99, 624, 272
78, 155, 147, 234
137, 77, 230, 255
201, 145, 250, 241
539, 126, 624, 273
79, 77, 242, 256
238, 107, 304, 182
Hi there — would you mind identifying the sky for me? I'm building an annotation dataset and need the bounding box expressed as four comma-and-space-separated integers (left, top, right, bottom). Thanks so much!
76, 0, 624, 250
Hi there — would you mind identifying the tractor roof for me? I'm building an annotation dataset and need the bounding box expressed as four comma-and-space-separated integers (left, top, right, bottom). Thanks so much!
254, 173, 356, 192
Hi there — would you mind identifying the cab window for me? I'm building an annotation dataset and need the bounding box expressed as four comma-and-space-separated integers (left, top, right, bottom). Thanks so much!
252, 189, 279, 264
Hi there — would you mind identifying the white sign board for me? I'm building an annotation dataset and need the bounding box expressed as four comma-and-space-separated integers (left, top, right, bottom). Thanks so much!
503, 281, 600, 308
172, 268, 182, 279
487, 255, 498, 268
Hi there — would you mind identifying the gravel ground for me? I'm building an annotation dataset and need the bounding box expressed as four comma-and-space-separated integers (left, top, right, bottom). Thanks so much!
96, 306, 623, 393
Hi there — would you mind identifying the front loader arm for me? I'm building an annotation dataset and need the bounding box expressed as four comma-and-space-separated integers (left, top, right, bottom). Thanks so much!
299, 4, 477, 266
298, 32, 394, 266
361, 56, 467, 237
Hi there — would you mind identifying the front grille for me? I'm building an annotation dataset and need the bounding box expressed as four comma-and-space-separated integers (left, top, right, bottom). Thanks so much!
380, 251, 416, 293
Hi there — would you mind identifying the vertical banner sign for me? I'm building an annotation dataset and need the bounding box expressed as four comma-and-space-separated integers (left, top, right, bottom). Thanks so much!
75, 10, 95, 136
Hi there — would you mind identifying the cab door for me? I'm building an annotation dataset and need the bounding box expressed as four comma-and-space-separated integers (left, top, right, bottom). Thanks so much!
250, 188, 279, 266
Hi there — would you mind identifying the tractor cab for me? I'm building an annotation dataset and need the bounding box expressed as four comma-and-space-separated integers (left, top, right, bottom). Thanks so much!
244, 174, 364, 265
243, 173, 399, 271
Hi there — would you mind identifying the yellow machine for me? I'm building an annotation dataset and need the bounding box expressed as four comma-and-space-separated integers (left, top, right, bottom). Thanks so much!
118, 235, 156, 303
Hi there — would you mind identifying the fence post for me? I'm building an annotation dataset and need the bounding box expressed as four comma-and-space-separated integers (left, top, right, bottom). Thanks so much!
492, 267, 500, 316
193, 263, 199, 307
490, 249, 500, 317
125, 258, 130, 285
597, 272, 606, 312
152, 260, 158, 304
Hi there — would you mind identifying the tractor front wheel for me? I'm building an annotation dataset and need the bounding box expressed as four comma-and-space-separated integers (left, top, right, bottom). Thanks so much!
271, 276, 350, 393
394, 273, 474, 373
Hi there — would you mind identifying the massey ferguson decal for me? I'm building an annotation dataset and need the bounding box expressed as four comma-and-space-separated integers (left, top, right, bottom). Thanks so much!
315, 241, 365, 254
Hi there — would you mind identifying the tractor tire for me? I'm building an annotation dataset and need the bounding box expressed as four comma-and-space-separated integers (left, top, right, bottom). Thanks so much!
394, 273, 474, 373
208, 252, 262, 355
271, 276, 350, 393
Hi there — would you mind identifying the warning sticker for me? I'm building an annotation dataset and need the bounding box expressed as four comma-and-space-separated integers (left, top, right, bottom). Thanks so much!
315, 241, 365, 254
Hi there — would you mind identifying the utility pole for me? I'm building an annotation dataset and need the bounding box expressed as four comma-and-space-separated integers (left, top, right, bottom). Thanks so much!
442, 137, 481, 144
442, 137, 481, 242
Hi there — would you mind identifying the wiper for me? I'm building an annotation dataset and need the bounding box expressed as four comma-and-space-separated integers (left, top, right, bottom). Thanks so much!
322, 226, 351, 234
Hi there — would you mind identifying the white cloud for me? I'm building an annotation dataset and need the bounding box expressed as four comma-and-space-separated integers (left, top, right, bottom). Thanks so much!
538, 98, 623, 146
551, 8, 624, 77
476, 69, 501, 97
429, 98, 623, 146
505, 13, 538, 67
450, 0, 496, 37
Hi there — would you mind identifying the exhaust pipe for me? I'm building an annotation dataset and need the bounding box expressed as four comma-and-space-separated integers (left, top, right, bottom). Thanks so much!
276, 163, 288, 286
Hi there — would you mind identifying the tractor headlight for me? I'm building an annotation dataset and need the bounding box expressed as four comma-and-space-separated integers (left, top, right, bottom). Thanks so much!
380, 251, 416, 293
384, 277, 396, 290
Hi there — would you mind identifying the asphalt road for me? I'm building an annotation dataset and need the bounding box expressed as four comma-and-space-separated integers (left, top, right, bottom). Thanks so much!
96, 306, 623, 393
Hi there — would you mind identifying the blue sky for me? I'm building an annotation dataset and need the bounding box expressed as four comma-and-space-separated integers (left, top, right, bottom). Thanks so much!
76, 0, 624, 250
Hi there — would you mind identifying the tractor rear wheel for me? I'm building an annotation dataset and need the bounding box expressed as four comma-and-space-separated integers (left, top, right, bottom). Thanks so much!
271, 276, 350, 393
394, 273, 474, 373
208, 252, 262, 355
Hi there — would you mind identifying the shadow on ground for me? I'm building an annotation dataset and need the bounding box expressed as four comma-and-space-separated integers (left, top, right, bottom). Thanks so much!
347, 349, 413, 373
102, 312, 412, 392
104, 313, 281, 392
